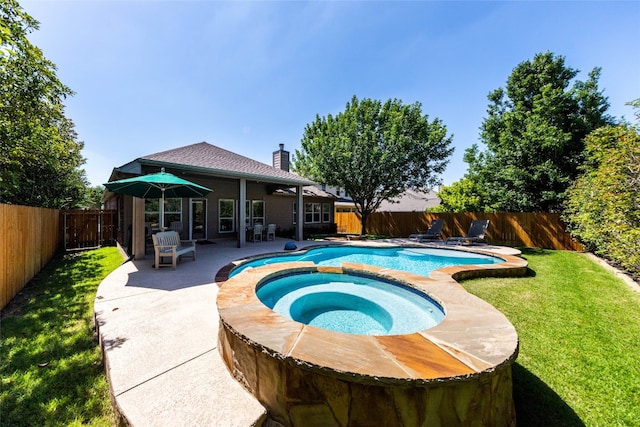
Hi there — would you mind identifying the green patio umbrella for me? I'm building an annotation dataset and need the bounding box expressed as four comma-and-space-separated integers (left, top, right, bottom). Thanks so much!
104, 168, 212, 230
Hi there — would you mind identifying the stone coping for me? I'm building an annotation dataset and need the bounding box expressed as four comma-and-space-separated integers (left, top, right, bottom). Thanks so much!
217, 245, 528, 386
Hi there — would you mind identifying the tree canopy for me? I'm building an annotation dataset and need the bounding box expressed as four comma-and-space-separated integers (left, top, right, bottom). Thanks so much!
294, 95, 453, 234
450, 52, 614, 212
1, 0, 88, 208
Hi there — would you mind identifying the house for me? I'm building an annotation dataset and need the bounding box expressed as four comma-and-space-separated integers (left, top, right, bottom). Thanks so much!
331, 188, 441, 213
104, 142, 335, 257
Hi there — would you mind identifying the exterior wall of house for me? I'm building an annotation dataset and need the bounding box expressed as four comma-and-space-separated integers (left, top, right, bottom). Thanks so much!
300, 196, 336, 233
264, 194, 295, 228
203, 176, 239, 240
262, 194, 336, 237
122, 196, 133, 250
180, 178, 334, 240
109, 170, 334, 247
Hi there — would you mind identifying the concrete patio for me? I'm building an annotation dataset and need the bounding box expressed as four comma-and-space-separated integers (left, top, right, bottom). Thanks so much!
94, 238, 523, 426
95, 238, 327, 426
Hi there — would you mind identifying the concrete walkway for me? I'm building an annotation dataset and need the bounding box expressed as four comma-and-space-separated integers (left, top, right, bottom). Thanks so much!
95, 238, 322, 426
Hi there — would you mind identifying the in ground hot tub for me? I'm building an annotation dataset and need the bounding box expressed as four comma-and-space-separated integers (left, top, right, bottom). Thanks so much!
217, 258, 524, 426
257, 271, 444, 335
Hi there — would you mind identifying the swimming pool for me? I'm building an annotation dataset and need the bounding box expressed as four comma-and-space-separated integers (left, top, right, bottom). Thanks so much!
230, 245, 503, 278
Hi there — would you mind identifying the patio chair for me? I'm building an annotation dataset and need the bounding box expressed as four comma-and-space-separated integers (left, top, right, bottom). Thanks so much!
446, 220, 490, 245
266, 223, 276, 241
408, 219, 445, 241
252, 224, 263, 242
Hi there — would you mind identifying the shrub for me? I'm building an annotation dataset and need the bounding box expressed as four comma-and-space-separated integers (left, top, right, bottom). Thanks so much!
564, 124, 640, 277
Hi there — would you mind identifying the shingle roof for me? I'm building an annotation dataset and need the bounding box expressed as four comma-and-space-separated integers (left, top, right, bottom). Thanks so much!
376, 189, 440, 212
136, 142, 314, 186
334, 188, 441, 212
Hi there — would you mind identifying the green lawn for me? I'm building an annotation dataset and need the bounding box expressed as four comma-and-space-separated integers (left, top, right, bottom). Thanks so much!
0, 247, 124, 427
461, 248, 640, 426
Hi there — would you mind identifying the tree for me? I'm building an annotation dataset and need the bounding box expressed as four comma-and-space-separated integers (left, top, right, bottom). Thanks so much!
563, 123, 640, 276
1, 0, 88, 208
80, 186, 105, 209
431, 178, 486, 213
463, 52, 614, 212
294, 95, 453, 234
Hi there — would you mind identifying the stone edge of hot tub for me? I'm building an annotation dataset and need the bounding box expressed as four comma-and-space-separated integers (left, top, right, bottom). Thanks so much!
216, 248, 528, 387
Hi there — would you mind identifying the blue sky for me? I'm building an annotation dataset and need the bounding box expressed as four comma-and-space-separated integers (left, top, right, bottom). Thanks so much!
21, 0, 640, 187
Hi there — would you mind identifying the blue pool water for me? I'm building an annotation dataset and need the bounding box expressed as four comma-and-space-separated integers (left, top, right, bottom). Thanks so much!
257, 272, 445, 335
231, 246, 502, 278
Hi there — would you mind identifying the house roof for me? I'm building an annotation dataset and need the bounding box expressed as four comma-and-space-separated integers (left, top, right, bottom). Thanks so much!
333, 188, 440, 212
113, 142, 315, 186
376, 189, 440, 212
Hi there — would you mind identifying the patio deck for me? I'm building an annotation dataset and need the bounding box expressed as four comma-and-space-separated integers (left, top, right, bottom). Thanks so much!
95, 238, 324, 426
94, 238, 523, 426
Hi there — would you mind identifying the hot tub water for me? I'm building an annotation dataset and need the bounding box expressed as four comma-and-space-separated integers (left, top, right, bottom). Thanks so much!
257, 272, 444, 335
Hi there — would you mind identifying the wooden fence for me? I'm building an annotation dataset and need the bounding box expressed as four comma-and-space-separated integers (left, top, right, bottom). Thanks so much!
1, 204, 61, 310
335, 211, 584, 251
61, 209, 117, 250
1, 205, 118, 310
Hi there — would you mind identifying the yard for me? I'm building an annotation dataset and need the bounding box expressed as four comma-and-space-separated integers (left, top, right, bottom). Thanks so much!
0, 246, 638, 426
462, 249, 640, 426
1, 247, 124, 426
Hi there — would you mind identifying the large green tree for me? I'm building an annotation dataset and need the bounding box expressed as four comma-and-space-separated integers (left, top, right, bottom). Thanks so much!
294, 95, 453, 234
563, 123, 640, 276
1, 0, 87, 208
461, 52, 614, 212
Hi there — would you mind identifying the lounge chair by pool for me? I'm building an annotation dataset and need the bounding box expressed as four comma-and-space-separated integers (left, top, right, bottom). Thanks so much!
408, 219, 445, 241
446, 220, 489, 245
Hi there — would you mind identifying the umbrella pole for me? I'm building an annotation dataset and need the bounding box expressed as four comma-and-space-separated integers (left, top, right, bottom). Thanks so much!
160, 189, 165, 231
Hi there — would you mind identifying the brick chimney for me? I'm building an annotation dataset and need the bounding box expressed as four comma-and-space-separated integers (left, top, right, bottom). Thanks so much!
273, 143, 290, 172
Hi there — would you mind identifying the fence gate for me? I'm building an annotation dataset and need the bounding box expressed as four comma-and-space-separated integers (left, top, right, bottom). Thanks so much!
61, 210, 117, 250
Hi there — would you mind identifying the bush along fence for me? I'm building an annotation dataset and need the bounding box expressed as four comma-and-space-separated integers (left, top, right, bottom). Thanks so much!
335, 211, 584, 251
0, 204, 118, 310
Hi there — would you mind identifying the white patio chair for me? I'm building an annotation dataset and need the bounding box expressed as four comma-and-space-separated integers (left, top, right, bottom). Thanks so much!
252, 224, 263, 242
266, 224, 276, 241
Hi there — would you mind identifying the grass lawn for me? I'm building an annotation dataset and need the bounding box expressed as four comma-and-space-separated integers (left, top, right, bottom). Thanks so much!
461, 248, 640, 426
0, 247, 125, 427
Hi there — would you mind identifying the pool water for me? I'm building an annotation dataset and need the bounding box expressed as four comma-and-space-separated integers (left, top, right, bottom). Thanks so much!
257, 272, 445, 335
231, 246, 502, 278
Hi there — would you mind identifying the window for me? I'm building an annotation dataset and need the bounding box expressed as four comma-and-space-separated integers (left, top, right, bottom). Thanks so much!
322, 203, 331, 223
145, 198, 181, 229
293, 202, 297, 224
144, 199, 160, 228
252, 200, 264, 225
305, 203, 321, 223
219, 199, 235, 233
245, 200, 265, 226
164, 198, 182, 226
